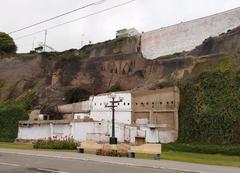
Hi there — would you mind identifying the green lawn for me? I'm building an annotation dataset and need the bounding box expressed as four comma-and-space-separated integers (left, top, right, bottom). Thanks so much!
0, 142, 240, 167
0, 142, 33, 150
130, 151, 240, 167
161, 151, 240, 167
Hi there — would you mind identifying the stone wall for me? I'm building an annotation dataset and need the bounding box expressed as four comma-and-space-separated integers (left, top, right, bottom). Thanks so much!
132, 87, 180, 141
141, 7, 240, 59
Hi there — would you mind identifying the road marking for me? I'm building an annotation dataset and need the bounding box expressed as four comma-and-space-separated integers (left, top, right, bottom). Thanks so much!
36, 168, 70, 173
0, 162, 20, 167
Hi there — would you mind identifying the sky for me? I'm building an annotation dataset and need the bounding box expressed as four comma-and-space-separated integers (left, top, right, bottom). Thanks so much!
1, 0, 240, 53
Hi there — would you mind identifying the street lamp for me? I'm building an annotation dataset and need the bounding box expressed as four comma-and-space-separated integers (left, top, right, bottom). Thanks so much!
105, 93, 123, 144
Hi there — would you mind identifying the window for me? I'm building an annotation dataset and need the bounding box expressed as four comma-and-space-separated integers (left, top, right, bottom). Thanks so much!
124, 102, 126, 106
152, 102, 154, 105
171, 101, 174, 104
146, 102, 149, 105
160, 102, 162, 105
128, 103, 130, 106
167, 102, 169, 105
136, 103, 138, 105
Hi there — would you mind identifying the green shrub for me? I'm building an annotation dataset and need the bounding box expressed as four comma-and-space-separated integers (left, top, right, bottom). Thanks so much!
33, 139, 79, 150
179, 57, 240, 144
0, 32, 17, 53
163, 143, 240, 156
108, 84, 122, 92
64, 87, 90, 103
0, 103, 28, 140
0, 91, 37, 141
156, 81, 173, 89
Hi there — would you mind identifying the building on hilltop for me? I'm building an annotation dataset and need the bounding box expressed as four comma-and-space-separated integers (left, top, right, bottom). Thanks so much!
17, 87, 180, 144
116, 28, 140, 38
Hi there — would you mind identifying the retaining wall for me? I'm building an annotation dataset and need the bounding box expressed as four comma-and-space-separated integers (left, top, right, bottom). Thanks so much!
141, 7, 240, 59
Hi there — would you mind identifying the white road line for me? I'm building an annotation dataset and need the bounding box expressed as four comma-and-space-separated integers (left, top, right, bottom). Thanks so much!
36, 168, 70, 173
0, 162, 20, 167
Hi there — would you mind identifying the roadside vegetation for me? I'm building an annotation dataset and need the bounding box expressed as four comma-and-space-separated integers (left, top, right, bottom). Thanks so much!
33, 139, 79, 150
0, 91, 37, 142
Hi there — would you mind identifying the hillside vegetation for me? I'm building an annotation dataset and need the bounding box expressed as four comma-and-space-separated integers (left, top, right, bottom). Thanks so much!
179, 57, 240, 144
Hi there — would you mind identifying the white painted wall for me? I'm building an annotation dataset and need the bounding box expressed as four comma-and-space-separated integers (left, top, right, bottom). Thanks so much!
141, 7, 240, 59
18, 122, 173, 144
18, 124, 51, 140
90, 92, 132, 125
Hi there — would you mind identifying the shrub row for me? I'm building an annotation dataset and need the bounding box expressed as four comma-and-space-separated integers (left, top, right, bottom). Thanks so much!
33, 140, 79, 150
96, 149, 128, 157
163, 143, 240, 156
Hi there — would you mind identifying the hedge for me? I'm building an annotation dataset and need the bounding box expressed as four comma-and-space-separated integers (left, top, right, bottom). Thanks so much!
163, 143, 240, 156
33, 140, 79, 150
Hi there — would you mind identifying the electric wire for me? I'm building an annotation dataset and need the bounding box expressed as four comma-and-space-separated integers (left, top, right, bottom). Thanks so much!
8, 0, 106, 34
14, 0, 136, 40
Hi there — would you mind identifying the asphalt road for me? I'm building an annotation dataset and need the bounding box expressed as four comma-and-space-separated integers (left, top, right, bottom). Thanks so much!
0, 152, 187, 173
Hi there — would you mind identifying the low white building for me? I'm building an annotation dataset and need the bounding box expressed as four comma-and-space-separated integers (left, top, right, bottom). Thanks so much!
17, 88, 180, 144
17, 120, 174, 144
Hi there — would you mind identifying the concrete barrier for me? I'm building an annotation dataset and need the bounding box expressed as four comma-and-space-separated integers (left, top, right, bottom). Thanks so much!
128, 144, 162, 160
77, 141, 103, 153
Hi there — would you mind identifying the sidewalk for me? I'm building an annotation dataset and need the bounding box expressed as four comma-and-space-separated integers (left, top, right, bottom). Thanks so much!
0, 148, 239, 173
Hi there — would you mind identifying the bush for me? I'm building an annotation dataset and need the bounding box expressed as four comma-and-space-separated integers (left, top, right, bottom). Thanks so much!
33, 138, 79, 150
0, 103, 28, 141
163, 143, 240, 156
64, 87, 91, 103
0, 91, 37, 141
156, 81, 173, 89
0, 32, 17, 53
108, 84, 122, 92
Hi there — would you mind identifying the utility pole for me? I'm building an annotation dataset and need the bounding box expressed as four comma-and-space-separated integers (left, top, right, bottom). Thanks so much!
43, 30, 48, 52
104, 94, 123, 144
81, 34, 85, 47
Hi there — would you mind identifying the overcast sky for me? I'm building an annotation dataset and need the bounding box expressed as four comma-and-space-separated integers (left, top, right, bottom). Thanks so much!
1, 0, 240, 53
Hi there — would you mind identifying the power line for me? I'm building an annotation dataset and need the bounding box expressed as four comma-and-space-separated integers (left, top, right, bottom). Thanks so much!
8, 0, 106, 35
14, 0, 136, 40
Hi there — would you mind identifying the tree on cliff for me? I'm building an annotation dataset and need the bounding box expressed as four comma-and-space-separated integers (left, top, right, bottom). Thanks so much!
0, 32, 17, 53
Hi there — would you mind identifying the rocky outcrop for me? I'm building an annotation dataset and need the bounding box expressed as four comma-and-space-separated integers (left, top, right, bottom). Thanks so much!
0, 26, 240, 107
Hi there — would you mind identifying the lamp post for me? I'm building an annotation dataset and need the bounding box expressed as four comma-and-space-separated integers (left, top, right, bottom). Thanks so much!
104, 94, 123, 144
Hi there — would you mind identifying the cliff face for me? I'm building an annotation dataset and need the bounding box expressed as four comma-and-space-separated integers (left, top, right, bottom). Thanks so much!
0, 26, 240, 107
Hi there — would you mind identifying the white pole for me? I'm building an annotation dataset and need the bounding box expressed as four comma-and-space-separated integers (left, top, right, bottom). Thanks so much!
44, 30, 48, 52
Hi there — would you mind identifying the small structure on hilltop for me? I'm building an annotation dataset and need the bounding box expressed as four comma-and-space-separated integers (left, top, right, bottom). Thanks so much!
116, 28, 140, 38
17, 87, 180, 144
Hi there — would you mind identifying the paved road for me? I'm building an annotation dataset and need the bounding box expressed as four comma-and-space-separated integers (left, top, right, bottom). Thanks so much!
0, 148, 239, 173
0, 152, 186, 173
